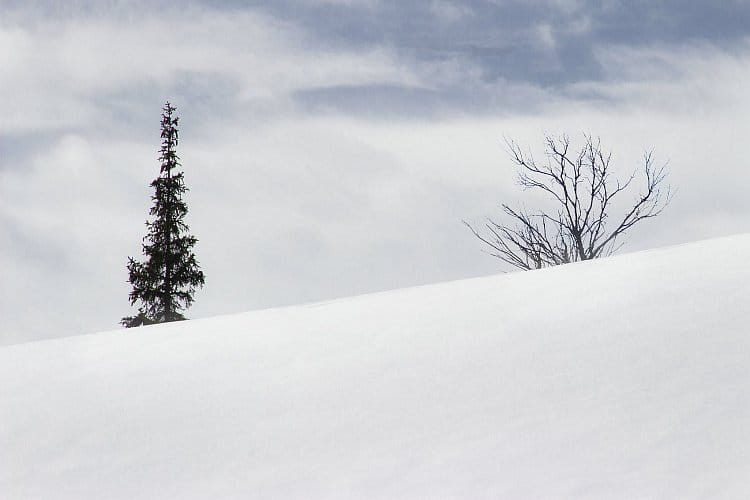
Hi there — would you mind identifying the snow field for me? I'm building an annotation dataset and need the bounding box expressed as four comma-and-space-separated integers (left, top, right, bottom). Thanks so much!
1, 234, 749, 499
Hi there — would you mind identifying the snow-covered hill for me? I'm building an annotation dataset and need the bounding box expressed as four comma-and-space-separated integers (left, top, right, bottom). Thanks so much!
2, 235, 749, 499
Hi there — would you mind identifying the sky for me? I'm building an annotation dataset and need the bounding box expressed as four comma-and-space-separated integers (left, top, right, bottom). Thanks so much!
1, 0, 750, 344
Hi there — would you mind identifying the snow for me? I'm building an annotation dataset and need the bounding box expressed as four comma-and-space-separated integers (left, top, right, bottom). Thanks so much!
2, 234, 749, 499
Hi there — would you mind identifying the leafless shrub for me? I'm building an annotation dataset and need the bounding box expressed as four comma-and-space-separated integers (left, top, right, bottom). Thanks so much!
465, 134, 672, 270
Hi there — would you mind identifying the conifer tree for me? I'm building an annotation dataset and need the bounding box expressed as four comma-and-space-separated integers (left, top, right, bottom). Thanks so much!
121, 102, 205, 327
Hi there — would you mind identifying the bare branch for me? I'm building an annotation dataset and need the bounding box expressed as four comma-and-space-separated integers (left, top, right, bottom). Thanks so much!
468, 135, 672, 270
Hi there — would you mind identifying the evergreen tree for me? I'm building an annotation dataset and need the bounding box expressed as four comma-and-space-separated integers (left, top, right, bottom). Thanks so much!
122, 102, 205, 327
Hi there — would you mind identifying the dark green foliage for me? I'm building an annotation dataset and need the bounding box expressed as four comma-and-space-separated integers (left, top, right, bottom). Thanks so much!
122, 102, 205, 328
120, 309, 160, 328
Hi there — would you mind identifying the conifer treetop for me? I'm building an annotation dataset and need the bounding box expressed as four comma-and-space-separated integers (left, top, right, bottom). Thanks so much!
121, 102, 205, 328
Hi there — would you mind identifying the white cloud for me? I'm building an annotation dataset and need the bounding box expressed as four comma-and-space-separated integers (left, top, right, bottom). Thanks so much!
0, 7, 418, 134
1, 5, 750, 343
300, 0, 381, 7
535, 23, 556, 50
430, 1, 474, 24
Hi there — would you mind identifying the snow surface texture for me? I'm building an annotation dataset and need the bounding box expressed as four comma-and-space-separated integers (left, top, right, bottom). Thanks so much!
2, 235, 749, 499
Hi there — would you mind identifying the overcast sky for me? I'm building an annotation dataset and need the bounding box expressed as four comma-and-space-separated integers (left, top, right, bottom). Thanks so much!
2, 0, 750, 344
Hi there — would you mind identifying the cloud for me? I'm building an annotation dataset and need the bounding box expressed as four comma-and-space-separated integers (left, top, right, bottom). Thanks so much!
430, 1, 474, 24
300, 0, 380, 6
534, 23, 556, 50
1, 2, 750, 344
0, 5, 418, 135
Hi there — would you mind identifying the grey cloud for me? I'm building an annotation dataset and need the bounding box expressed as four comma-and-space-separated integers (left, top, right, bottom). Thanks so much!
2, 0, 750, 345
294, 84, 445, 119
229, 0, 750, 114
292, 81, 555, 119
0, 132, 61, 172
12, 1, 750, 117
245, 0, 750, 76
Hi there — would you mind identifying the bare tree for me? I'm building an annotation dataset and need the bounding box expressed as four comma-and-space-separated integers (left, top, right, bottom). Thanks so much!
465, 134, 672, 270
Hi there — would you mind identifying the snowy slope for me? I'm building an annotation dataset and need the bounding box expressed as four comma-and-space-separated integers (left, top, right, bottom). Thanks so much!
2, 235, 749, 499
